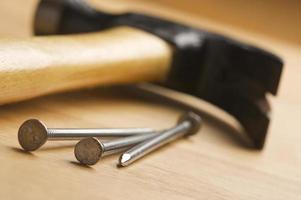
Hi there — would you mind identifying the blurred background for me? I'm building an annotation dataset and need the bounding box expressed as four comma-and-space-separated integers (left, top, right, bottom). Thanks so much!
1, 0, 299, 102
0, 0, 300, 46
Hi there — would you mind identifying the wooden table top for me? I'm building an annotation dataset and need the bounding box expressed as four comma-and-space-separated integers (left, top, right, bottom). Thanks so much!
0, 0, 300, 199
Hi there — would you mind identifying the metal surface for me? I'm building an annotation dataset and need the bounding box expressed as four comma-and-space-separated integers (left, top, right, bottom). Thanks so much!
34, 0, 284, 149
119, 112, 202, 167
74, 132, 159, 165
18, 119, 155, 151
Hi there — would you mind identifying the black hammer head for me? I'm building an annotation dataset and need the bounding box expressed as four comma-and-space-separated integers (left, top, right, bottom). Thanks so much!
34, 0, 283, 149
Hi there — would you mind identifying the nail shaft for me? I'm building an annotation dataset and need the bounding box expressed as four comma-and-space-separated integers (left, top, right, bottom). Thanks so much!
119, 112, 201, 167
18, 119, 154, 151
47, 128, 154, 140
74, 132, 159, 165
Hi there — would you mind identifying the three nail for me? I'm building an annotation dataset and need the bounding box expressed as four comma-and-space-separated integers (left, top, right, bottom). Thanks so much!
18, 112, 202, 167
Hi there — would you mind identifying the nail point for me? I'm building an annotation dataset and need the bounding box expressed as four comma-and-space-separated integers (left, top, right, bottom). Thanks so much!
119, 153, 132, 166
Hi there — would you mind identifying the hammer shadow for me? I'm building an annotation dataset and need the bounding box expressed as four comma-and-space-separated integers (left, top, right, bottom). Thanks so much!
122, 85, 255, 150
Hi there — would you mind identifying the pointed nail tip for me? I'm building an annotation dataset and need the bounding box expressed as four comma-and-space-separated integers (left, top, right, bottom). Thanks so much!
119, 153, 132, 166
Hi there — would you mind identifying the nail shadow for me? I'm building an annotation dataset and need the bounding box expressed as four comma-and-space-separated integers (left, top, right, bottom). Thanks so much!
39, 144, 76, 151
8, 147, 37, 157
116, 163, 125, 169
68, 161, 95, 170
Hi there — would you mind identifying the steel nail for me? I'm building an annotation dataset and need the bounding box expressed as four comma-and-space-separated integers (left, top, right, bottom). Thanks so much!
118, 112, 202, 167
18, 119, 155, 151
74, 132, 159, 165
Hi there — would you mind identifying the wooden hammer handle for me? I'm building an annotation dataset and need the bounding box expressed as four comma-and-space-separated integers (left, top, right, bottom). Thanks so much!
0, 26, 172, 104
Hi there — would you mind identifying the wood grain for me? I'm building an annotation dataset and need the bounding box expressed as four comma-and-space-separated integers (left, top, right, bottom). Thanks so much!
0, 26, 171, 104
0, 0, 301, 199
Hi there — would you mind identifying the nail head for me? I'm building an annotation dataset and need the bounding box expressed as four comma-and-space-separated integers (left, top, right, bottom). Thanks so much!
74, 137, 104, 165
178, 112, 202, 135
18, 119, 48, 151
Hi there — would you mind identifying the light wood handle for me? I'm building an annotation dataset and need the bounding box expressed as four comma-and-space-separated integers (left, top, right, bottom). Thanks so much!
0, 26, 172, 104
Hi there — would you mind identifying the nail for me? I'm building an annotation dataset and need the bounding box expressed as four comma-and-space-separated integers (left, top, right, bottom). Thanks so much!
118, 112, 202, 167
74, 132, 159, 165
18, 119, 155, 151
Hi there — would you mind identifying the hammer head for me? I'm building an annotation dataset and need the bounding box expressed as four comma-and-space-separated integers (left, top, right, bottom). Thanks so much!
34, 0, 283, 149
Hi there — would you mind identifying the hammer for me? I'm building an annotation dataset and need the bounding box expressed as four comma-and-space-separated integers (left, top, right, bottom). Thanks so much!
0, 0, 282, 149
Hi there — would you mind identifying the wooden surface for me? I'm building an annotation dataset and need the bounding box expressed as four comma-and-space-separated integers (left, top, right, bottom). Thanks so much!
0, 0, 301, 199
